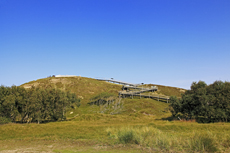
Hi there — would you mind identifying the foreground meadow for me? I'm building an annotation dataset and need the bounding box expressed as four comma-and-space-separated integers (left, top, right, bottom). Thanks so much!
1, 77, 230, 152
1, 114, 230, 152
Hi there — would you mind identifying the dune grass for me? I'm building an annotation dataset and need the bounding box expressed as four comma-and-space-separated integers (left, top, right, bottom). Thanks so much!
106, 125, 226, 152
146, 84, 186, 97
21, 77, 122, 105
1, 117, 230, 152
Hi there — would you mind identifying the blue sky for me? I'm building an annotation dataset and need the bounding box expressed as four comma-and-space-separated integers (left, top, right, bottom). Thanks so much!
1, 0, 230, 89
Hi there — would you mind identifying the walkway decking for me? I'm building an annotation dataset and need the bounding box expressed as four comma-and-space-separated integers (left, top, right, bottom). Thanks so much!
122, 85, 158, 92
119, 91, 170, 102
96, 78, 140, 86
97, 78, 170, 102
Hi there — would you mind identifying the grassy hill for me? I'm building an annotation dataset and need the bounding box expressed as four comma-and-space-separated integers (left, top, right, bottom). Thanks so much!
146, 84, 186, 97
21, 76, 185, 118
21, 76, 122, 105
21, 76, 185, 100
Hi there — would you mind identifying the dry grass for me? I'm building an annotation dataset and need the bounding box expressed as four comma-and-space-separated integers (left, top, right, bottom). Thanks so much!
146, 84, 186, 97
21, 77, 122, 105
1, 118, 230, 152
106, 126, 224, 152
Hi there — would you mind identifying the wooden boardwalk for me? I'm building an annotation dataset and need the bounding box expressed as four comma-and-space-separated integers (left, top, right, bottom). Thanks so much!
122, 85, 158, 92
97, 78, 170, 102
119, 91, 170, 103
96, 78, 140, 86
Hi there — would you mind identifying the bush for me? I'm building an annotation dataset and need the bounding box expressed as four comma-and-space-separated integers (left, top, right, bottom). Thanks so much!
118, 129, 134, 144
0, 117, 11, 124
190, 132, 218, 152
107, 126, 172, 150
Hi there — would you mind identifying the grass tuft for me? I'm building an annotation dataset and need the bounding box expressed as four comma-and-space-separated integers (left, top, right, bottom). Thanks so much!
106, 126, 220, 152
190, 132, 218, 152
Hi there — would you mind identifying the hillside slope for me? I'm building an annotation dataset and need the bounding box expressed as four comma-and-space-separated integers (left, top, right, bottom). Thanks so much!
21, 76, 122, 105
21, 77, 185, 100
21, 77, 185, 118
147, 84, 186, 97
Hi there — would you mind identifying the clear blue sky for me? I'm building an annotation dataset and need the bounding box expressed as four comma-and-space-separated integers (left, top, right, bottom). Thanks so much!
1, 0, 230, 89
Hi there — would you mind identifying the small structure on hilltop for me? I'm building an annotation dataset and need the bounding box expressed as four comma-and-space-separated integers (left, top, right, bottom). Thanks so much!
55, 75, 78, 77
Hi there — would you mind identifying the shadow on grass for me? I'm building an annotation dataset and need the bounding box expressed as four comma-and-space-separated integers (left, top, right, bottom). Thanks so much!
159, 115, 229, 124
160, 116, 176, 121
13, 119, 68, 124
123, 97, 169, 103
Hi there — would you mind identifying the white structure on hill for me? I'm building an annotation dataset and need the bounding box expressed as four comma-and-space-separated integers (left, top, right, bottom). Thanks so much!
55, 75, 78, 77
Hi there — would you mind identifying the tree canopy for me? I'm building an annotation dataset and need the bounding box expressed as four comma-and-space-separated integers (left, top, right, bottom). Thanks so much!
170, 81, 230, 122
0, 86, 80, 124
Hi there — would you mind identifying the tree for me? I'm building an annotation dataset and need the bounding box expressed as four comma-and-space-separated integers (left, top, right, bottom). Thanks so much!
169, 81, 230, 122
169, 96, 181, 116
0, 85, 81, 124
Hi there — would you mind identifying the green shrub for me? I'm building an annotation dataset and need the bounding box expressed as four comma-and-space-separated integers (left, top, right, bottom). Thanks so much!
0, 117, 11, 124
118, 130, 134, 144
106, 126, 172, 150
190, 132, 218, 152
